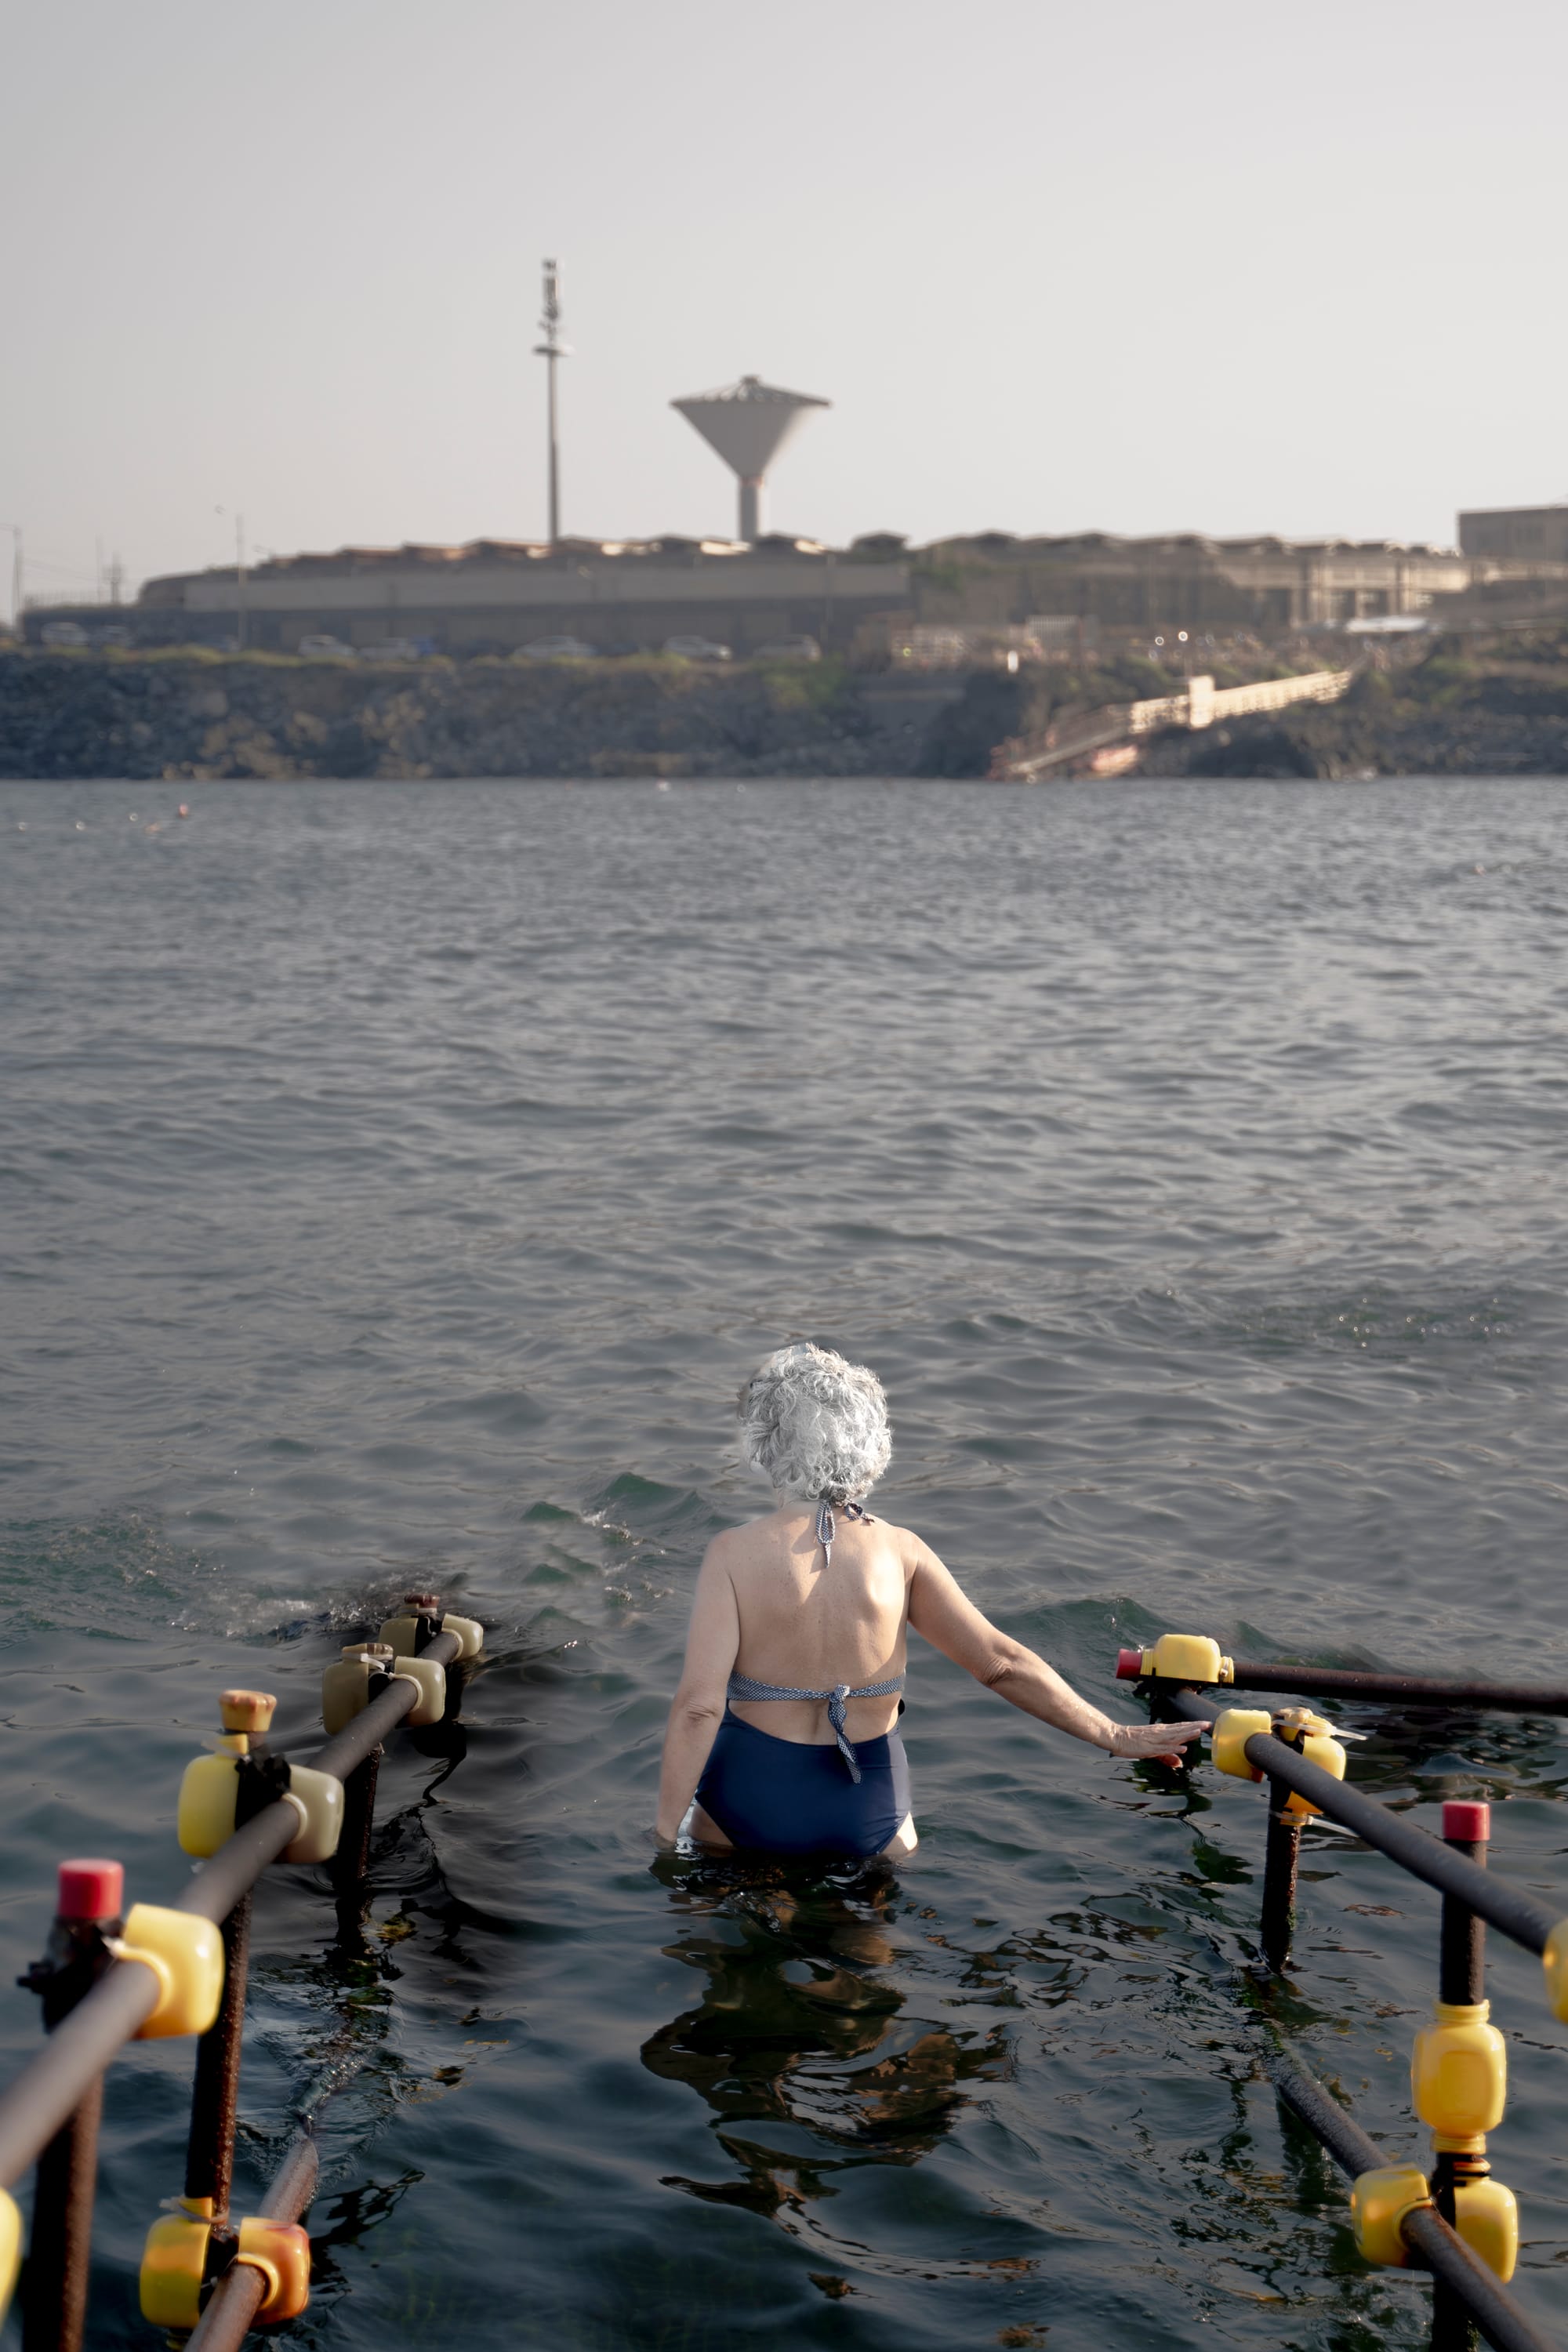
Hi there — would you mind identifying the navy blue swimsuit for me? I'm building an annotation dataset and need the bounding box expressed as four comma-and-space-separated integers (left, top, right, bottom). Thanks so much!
694, 1500, 911, 1859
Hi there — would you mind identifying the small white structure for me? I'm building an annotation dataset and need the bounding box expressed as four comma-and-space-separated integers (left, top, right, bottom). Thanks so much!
671, 375, 829, 543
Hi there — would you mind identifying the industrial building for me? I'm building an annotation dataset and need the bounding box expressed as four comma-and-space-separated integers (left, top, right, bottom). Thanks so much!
905, 532, 1470, 634
1458, 505, 1568, 563
24, 518, 1529, 661
122, 537, 911, 658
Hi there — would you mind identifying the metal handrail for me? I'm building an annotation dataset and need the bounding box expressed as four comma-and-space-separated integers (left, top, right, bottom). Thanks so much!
0, 1630, 459, 2198
185, 2131, 321, 2352
1134, 1656, 1568, 1715
1272, 2056, 1555, 2352
1159, 1686, 1557, 1956
1133, 1664, 1566, 2350
3, 1617, 466, 2348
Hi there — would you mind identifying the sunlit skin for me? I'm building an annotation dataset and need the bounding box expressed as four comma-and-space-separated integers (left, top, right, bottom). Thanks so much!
656, 1503, 1204, 1857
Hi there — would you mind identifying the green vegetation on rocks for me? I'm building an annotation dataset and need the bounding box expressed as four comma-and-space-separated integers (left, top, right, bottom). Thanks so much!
1180, 627, 1568, 778
9, 626, 1568, 782
0, 648, 884, 782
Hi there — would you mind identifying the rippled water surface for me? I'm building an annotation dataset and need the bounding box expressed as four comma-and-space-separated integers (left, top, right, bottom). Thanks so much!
2, 775, 1567, 2350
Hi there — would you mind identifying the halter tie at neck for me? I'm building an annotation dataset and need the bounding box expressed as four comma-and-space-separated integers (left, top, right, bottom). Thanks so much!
815, 1496, 868, 1568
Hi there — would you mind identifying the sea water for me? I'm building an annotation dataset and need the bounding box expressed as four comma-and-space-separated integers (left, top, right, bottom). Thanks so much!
1, 775, 1565, 2350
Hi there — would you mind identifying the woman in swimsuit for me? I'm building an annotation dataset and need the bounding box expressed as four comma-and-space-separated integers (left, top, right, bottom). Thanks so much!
655, 1341, 1203, 1860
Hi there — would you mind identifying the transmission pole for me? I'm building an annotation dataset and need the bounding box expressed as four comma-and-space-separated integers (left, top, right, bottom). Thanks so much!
533, 260, 569, 546
216, 506, 247, 650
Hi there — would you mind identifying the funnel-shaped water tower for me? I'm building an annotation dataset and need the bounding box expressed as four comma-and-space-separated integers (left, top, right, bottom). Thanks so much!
671, 375, 829, 542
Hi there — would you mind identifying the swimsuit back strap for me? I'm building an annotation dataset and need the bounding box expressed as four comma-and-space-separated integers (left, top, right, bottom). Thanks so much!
815, 1497, 870, 1569
726, 1669, 906, 1783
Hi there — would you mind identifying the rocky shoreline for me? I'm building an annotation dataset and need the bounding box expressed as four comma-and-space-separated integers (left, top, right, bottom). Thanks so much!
0, 650, 920, 782
5, 631, 1568, 782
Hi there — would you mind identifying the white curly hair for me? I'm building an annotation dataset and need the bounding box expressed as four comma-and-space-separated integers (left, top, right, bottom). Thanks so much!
736, 1341, 892, 1505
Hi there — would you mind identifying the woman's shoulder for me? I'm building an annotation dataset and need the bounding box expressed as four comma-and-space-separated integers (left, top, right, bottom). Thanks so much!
702, 1508, 927, 1565
857, 1512, 927, 1573
703, 1512, 786, 1568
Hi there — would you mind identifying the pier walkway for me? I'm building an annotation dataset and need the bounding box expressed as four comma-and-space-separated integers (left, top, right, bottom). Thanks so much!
991, 666, 1353, 780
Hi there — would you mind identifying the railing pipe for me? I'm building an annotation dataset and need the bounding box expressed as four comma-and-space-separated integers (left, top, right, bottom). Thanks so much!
309, 1629, 459, 1780
1223, 1663, 1568, 1715
0, 1968, 160, 2190
1272, 2057, 1553, 2352
174, 1804, 298, 1927
1159, 1690, 1559, 1957
183, 2132, 319, 2352
1242, 1731, 1555, 1955
0, 1630, 460, 2193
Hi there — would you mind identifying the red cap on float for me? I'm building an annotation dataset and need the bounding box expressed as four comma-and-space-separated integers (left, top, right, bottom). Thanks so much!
1442, 1800, 1490, 1843
57, 1860, 125, 1921
1115, 1648, 1144, 1681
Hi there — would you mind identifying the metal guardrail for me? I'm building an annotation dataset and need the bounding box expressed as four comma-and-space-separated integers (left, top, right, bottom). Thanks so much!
1272, 2056, 1554, 2352
1176, 1658, 1568, 1715
1127, 1643, 1568, 2352
186, 2132, 320, 2352
1, 1603, 472, 2349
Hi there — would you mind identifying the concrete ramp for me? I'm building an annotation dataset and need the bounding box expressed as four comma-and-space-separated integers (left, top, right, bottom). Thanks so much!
991, 669, 1352, 780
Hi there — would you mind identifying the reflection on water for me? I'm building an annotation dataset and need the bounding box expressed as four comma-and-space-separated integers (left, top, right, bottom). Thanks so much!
644, 1868, 1011, 2231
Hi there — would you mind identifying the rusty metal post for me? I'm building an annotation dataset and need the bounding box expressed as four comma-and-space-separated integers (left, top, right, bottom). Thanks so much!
20, 1862, 125, 2352
332, 1747, 382, 1940
1260, 1780, 1302, 1972
182, 1892, 252, 2230
183, 1700, 285, 2231
185, 2132, 319, 2352
1429, 1801, 1490, 2352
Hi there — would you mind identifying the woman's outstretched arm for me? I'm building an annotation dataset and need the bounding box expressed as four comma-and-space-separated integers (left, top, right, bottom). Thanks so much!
908, 1543, 1204, 1769
655, 1541, 741, 1841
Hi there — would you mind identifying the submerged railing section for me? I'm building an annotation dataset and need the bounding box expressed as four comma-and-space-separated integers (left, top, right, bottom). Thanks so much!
1117, 1633, 1568, 2352
0, 1595, 484, 2350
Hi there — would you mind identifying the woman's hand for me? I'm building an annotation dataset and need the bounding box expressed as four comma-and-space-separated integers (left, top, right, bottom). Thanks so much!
1104, 1718, 1207, 1769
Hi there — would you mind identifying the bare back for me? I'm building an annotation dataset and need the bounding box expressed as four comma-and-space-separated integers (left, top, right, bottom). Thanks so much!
718, 1508, 911, 1747
657, 1486, 1204, 1851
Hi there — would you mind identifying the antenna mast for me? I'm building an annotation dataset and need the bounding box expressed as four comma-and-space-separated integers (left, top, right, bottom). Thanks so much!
533, 259, 569, 547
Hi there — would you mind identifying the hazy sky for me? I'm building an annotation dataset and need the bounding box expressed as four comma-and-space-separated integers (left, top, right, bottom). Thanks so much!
4, 0, 1566, 610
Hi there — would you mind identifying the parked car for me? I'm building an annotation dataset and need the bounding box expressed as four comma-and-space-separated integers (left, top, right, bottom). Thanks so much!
297, 634, 355, 659
752, 635, 822, 663
40, 621, 89, 648
519, 635, 598, 660
357, 638, 424, 662
662, 635, 731, 662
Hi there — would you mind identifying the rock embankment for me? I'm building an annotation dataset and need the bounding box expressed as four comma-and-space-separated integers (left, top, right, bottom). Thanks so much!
9, 628, 1568, 782
1167, 645, 1568, 779
0, 651, 929, 781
